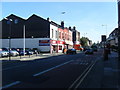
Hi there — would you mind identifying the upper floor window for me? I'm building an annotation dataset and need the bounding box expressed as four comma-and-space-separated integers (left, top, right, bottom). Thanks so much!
62, 33, 64, 39
56, 31, 58, 38
52, 29, 54, 38
59, 32, 61, 39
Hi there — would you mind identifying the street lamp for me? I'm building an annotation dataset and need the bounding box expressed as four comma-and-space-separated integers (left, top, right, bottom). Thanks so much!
23, 25, 26, 56
57, 30, 59, 53
5, 18, 13, 60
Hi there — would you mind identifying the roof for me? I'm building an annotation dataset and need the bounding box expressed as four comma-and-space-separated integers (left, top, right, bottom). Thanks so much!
4, 14, 25, 21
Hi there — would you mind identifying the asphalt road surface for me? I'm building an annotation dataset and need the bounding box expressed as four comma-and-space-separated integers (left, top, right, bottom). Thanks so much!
2, 49, 103, 89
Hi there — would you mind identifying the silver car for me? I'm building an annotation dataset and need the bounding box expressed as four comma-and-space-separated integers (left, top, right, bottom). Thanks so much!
0, 51, 9, 57
9, 50, 19, 56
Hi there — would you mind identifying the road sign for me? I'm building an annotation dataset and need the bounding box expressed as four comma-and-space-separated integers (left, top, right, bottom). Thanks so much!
101, 35, 106, 42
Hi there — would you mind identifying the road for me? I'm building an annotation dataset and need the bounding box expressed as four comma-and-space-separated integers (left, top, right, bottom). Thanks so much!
2, 49, 103, 89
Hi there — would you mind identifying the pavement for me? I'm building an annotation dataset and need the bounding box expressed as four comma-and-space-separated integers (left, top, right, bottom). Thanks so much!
0, 52, 64, 61
83, 51, 120, 89
102, 51, 119, 89
0, 51, 82, 61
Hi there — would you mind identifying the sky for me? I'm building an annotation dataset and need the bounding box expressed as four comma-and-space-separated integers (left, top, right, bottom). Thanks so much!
1, 1, 118, 43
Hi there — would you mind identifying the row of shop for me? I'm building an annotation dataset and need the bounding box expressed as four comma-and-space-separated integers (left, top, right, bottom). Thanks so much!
1, 38, 75, 53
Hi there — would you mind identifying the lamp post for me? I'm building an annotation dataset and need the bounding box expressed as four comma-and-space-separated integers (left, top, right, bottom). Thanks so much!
102, 24, 108, 60
118, 0, 120, 61
63, 39, 65, 48
23, 25, 26, 56
57, 30, 59, 53
102, 24, 107, 38
5, 18, 13, 60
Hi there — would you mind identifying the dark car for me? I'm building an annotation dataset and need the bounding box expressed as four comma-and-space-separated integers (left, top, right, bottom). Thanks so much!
31, 48, 39, 54
91, 46, 98, 52
92, 47, 98, 52
18, 50, 27, 56
25, 50, 34, 55
66, 48, 76, 54
84, 48, 94, 54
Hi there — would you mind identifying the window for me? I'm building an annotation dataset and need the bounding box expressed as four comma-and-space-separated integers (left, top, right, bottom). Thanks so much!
52, 29, 54, 38
56, 31, 58, 38
65, 34, 67, 40
59, 32, 61, 39
62, 33, 64, 39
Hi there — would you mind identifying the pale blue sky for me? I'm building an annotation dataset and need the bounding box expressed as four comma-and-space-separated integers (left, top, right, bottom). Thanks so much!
1, 2, 118, 43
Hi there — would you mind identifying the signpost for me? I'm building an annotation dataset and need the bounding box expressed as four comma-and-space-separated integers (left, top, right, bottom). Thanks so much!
101, 35, 108, 60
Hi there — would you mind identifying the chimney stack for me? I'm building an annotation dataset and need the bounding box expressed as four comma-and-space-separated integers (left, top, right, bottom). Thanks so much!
61, 21, 64, 28
69, 26, 71, 30
73, 26, 76, 30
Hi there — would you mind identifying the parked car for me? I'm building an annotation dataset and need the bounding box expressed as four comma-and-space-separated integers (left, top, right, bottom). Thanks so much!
0, 51, 9, 58
2, 48, 19, 56
66, 48, 76, 54
83, 47, 90, 51
9, 50, 19, 56
91, 46, 98, 52
92, 47, 98, 52
2, 48, 9, 51
84, 48, 94, 55
18, 50, 27, 56
31, 48, 39, 54
25, 50, 34, 55
80, 47, 84, 51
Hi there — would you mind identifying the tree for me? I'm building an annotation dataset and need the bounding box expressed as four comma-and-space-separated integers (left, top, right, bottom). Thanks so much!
80, 37, 89, 47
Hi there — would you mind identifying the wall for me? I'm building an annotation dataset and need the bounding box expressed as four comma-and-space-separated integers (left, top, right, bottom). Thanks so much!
1, 38, 50, 52
50, 24, 58, 40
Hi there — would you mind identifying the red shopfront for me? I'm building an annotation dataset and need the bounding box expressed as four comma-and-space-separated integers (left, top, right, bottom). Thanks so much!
50, 40, 65, 53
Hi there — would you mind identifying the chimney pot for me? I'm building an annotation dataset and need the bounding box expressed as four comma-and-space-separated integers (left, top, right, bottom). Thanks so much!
47, 17, 49, 21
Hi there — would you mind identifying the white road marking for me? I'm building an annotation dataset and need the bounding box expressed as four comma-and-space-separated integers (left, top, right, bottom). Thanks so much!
1, 64, 26, 71
33, 60, 74, 77
1, 81, 21, 89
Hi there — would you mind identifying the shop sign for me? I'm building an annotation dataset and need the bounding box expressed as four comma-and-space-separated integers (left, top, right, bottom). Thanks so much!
51, 40, 65, 44
39, 40, 50, 46
52, 40, 57, 44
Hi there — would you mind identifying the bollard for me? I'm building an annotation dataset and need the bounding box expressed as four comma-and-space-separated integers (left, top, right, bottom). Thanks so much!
108, 49, 111, 54
29, 54, 30, 58
36, 52, 38, 56
104, 48, 108, 60
20, 54, 21, 59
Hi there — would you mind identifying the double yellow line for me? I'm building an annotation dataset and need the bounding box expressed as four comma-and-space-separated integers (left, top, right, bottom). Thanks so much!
68, 58, 99, 89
